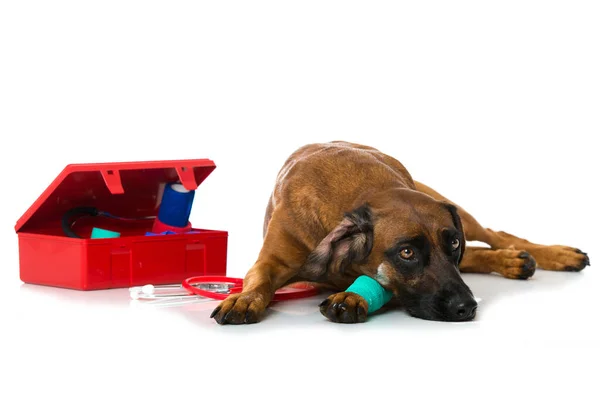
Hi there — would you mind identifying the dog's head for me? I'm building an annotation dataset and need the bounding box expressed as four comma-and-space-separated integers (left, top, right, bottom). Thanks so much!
311, 188, 477, 322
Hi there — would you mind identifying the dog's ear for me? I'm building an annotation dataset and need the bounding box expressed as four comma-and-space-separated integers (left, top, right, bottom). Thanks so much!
303, 204, 374, 278
445, 203, 466, 265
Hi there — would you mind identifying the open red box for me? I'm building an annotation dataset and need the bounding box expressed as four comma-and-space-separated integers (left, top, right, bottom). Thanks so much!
15, 159, 228, 290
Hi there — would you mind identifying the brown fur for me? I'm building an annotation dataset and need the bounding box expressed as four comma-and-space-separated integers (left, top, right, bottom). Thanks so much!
210, 141, 590, 324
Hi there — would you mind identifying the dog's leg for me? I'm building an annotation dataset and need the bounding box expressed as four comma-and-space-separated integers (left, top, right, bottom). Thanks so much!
210, 208, 308, 325
459, 246, 536, 279
415, 181, 590, 274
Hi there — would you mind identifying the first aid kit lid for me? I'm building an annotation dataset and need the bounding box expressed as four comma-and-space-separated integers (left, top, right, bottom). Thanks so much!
15, 159, 216, 233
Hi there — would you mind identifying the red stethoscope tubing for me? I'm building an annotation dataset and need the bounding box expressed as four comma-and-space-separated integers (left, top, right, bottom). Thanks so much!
181, 275, 319, 301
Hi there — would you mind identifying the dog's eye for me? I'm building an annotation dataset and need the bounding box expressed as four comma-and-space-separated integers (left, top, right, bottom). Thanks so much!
451, 237, 461, 251
399, 247, 415, 260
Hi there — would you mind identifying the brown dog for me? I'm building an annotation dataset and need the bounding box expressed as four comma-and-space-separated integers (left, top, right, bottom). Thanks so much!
210, 141, 590, 324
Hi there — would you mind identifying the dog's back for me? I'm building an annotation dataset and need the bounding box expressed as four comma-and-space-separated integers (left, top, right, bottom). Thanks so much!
264, 141, 415, 235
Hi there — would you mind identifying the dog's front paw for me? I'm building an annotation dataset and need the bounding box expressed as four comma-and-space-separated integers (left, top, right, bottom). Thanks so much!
210, 292, 268, 325
319, 292, 368, 323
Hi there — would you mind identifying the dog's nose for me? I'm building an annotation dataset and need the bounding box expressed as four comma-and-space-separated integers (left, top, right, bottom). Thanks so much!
448, 296, 478, 321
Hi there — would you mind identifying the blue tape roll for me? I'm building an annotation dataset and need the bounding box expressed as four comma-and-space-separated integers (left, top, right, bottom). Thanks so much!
157, 183, 195, 228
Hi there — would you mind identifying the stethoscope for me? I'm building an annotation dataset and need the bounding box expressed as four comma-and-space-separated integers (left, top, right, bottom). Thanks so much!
130, 275, 319, 302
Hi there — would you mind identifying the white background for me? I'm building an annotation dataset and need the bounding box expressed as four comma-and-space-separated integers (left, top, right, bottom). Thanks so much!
1, 1, 599, 399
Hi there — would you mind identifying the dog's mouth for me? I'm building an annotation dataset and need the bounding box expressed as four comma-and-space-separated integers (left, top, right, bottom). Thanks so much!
406, 305, 477, 322
405, 294, 478, 322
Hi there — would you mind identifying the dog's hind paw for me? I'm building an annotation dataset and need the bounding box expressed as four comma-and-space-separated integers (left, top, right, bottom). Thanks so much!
528, 246, 590, 272
319, 292, 368, 323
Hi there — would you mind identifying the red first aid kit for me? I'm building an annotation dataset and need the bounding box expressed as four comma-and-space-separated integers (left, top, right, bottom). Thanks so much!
15, 159, 228, 290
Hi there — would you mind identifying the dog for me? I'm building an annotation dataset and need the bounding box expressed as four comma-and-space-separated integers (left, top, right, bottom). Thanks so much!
210, 141, 590, 324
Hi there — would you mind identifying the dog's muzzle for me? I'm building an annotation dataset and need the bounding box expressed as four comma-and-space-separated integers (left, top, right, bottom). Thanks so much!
406, 281, 478, 322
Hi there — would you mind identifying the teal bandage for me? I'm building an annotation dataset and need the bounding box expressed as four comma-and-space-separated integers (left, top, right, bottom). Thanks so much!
345, 275, 393, 314
91, 227, 121, 239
